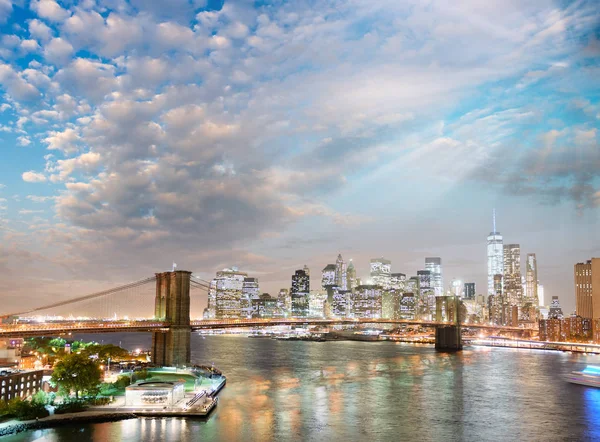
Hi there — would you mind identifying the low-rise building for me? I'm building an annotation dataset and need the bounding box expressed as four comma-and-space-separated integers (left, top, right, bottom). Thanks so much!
125, 381, 185, 407
0, 369, 44, 402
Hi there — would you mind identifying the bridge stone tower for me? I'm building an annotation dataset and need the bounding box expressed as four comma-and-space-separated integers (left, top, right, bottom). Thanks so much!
151, 271, 192, 366
435, 296, 463, 351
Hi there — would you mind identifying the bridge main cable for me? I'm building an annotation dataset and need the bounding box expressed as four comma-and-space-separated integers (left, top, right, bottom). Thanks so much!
4, 276, 157, 318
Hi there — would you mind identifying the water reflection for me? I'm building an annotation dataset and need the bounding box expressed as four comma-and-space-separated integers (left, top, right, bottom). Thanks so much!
10, 335, 600, 442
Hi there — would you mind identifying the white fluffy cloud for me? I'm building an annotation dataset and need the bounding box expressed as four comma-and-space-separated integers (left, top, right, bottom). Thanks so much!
31, 0, 70, 23
44, 37, 74, 64
22, 171, 47, 183
0, 0, 597, 313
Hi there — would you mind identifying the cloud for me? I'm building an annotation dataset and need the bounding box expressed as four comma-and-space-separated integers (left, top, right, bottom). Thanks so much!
31, 0, 70, 23
27, 195, 55, 202
43, 128, 80, 153
28, 19, 54, 41
17, 136, 32, 146
0, 62, 40, 100
22, 171, 47, 183
0, 0, 11, 24
471, 126, 600, 208
48, 151, 102, 181
43, 37, 74, 64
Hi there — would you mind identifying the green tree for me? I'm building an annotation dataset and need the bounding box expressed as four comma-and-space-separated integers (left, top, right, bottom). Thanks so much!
80, 344, 130, 363
51, 353, 102, 399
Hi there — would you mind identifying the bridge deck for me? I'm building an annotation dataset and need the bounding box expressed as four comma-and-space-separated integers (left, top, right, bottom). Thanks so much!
0, 318, 530, 338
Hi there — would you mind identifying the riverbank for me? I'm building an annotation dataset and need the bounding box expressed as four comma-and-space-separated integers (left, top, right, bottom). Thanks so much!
0, 376, 227, 438
0, 411, 137, 437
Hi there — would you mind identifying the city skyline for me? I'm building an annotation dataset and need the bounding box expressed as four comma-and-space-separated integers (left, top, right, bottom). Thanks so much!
0, 0, 598, 315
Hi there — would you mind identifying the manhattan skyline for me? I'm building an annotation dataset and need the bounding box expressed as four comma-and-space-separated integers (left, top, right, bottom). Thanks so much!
0, 1, 599, 314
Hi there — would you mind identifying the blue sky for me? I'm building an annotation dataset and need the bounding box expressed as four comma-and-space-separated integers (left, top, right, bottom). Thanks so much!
0, 0, 598, 314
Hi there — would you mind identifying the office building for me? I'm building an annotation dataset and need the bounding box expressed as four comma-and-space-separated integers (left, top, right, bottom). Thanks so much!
309, 290, 327, 318
503, 244, 522, 307
335, 254, 347, 290
332, 288, 352, 317
425, 258, 443, 297
352, 285, 382, 319
211, 268, 248, 319
487, 210, 504, 295
525, 253, 538, 305
400, 293, 416, 319
291, 269, 310, 318
241, 277, 260, 318
390, 273, 406, 291
346, 260, 357, 291
252, 294, 279, 318
464, 282, 475, 300
370, 258, 392, 289
322, 264, 336, 288
548, 296, 564, 319
278, 289, 291, 316
575, 259, 600, 319
417, 270, 434, 319
382, 290, 402, 319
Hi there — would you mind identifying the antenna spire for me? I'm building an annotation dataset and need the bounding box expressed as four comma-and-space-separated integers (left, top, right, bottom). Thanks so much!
493, 208, 496, 233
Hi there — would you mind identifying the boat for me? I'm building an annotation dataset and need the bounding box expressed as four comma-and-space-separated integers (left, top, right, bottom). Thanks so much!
566, 365, 600, 388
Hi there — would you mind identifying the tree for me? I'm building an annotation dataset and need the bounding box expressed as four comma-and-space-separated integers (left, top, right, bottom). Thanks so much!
80, 344, 130, 363
51, 353, 102, 399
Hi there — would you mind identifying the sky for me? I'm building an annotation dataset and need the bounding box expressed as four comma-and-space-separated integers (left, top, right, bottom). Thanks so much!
0, 0, 598, 316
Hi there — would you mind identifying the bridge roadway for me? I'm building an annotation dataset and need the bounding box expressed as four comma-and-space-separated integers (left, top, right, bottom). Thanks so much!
0, 318, 529, 338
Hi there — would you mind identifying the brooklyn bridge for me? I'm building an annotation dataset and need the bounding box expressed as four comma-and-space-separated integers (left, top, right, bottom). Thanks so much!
0, 270, 529, 366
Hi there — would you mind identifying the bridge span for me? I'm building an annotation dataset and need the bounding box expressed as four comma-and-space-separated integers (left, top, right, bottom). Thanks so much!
0, 318, 528, 338
0, 270, 533, 365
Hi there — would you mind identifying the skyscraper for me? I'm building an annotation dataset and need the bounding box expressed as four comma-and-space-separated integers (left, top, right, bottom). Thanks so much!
321, 264, 336, 289
575, 259, 600, 320
291, 269, 310, 318
346, 260, 356, 291
503, 244, 522, 307
390, 273, 406, 291
525, 253, 538, 305
212, 267, 248, 319
352, 285, 382, 319
241, 277, 260, 318
335, 254, 347, 290
417, 270, 434, 319
425, 258, 443, 297
464, 282, 475, 300
370, 258, 391, 289
278, 289, 291, 316
548, 296, 564, 319
487, 210, 504, 295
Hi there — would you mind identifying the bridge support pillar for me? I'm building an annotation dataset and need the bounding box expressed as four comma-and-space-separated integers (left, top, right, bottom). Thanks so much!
151, 270, 192, 367
435, 296, 462, 351
435, 326, 463, 351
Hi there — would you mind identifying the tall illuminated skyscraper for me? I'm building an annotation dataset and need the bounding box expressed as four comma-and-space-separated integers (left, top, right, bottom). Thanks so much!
346, 260, 356, 291
370, 258, 391, 289
335, 254, 347, 290
241, 277, 260, 318
212, 267, 248, 319
575, 259, 600, 321
291, 269, 310, 318
525, 253, 538, 305
503, 244, 522, 307
425, 258, 443, 297
487, 210, 503, 295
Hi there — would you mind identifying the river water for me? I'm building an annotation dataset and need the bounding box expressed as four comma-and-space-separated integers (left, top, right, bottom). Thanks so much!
5, 333, 600, 442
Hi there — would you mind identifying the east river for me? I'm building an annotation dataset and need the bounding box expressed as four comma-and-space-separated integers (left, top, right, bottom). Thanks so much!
6, 334, 600, 442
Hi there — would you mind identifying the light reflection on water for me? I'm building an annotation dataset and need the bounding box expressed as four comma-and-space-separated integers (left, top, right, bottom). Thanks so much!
6, 335, 600, 442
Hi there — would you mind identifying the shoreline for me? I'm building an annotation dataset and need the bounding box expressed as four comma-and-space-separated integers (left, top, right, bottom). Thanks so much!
0, 376, 226, 438
0, 412, 137, 438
